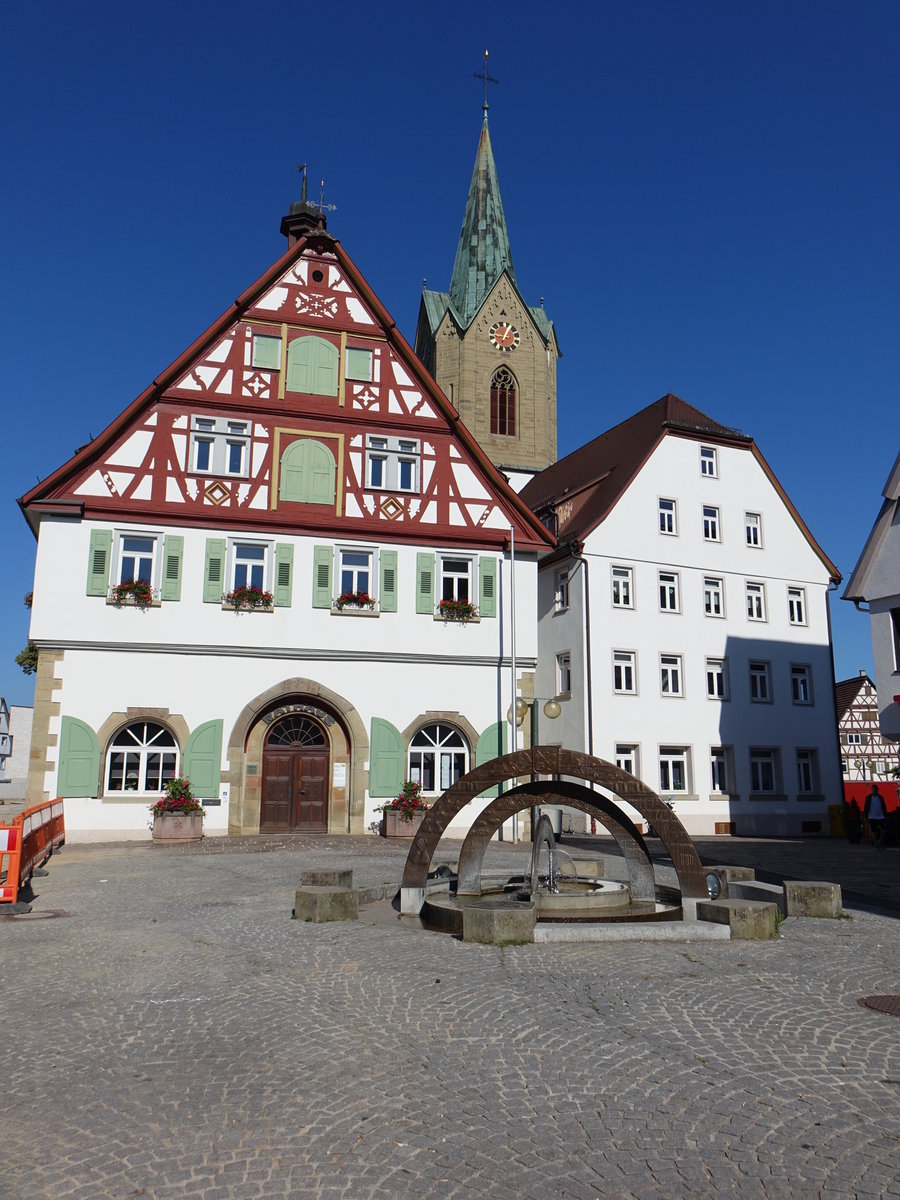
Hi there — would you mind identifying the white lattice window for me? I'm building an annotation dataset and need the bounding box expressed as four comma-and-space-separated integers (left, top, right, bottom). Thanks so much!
612, 566, 634, 608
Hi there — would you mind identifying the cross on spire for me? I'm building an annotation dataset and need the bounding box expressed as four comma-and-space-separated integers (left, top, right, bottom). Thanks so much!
473, 48, 498, 112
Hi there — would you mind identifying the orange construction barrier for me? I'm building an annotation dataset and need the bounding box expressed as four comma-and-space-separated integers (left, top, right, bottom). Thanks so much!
0, 799, 65, 904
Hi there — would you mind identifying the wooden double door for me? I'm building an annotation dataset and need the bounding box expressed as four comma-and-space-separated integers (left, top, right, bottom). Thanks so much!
260, 717, 329, 832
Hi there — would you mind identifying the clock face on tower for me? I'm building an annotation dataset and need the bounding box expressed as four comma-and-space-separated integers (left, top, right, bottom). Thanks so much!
489, 320, 520, 351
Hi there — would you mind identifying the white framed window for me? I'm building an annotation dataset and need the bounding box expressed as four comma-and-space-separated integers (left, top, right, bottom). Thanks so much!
749, 660, 771, 703
745, 512, 763, 547
846, 732, 862, 746
704, 576, 724, 617
700, 446, 718, 478
791, 664, 813, 705
439, 555, 473, 603
252, 334, 282, 369
788, 586, 807, 625
613, 651, 637, 695
408, 723, 469, 794
746, 581, 767, 621
365, 435, 420, 493
105, 721, 178, 794
557, 652, 572, 697
658, 497, 677, 535
797, 749, 818, 794
659, 746, 690, 793
892, 609, 900, 669
112, 531, 161, 591
710, 746, 733, 793
555, 569, 570, 612
706, 657, 728, 699
750, 748, 780, 794
658, 571, 680, 613
660, 654, 683, 697
230, 541, 269, 592
190, 416, 251, 477
345, 347, 373, 381
702, 505, 720, 541
339, 547, 374, 600
612, 565, 634, 608
615, 744, 640, 776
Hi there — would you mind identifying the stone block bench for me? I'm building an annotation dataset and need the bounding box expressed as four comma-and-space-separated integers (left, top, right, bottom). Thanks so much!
293, 868, 358, 923
784, 880, 843, 918
696, 898, 779, 939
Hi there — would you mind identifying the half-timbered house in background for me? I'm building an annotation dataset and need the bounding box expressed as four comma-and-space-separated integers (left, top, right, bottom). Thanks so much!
835, 671, 900, 812
19, 188, 553, 839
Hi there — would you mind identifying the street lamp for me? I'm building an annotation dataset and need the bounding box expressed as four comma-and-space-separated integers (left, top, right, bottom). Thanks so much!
506, 697, 562, 839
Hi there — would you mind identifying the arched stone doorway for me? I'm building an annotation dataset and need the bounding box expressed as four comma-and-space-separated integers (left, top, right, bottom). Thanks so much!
260, 714, 330, 832
225, 678, 368, 836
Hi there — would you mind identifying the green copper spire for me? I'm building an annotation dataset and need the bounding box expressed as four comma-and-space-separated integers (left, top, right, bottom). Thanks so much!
448, 111, 516, 327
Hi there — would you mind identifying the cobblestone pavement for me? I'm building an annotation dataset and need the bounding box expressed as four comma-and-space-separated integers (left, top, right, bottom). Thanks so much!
2, 835, 899, 1199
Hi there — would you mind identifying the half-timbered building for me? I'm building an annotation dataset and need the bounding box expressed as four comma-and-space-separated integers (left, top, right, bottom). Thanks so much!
20, 194, 554, 839
835, 671, 900, 811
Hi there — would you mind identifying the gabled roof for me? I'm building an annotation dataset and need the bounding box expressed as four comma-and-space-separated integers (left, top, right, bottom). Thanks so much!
449, 112, 516, 327
835, 673, 871, 720
19, 227, 555, 554
520, 392, 840, 580
843, 450, 900, 602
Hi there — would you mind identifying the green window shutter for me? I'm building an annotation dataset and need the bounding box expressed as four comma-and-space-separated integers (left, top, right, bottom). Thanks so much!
345, 347, 372, 381
253, 335, 281, 369
416, 552, 435, 614
57, 716, 101, 798
479, 556, 497, 618
369, 718, 406, 797
274, 543, 294, 607
380, 550, 398, 613
312, 545, 333, 608
159, 535, 183, 602
287, 335, 338, 396
86, 529, 112, 596
203, 538, 227, 604
475, 720, 508, 798
280, 439, 336, 505
182, 720, 223, 798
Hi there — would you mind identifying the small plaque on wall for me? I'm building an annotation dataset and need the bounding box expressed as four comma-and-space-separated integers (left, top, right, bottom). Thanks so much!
333, 762, 347, 788
246, 765, 258, 776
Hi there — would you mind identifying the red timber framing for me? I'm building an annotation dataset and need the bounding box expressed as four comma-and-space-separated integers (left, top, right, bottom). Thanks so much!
20, 230, 554, 556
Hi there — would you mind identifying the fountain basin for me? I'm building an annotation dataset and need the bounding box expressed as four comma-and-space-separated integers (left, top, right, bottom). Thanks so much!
532, 880, 629, 914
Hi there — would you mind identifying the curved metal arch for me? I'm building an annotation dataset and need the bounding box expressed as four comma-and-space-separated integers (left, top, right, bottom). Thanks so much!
456, 780, 655, 901
401, 745, 707, 899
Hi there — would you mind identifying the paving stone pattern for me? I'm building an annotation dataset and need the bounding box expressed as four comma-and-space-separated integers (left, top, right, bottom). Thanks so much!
1, 835, 899, 1200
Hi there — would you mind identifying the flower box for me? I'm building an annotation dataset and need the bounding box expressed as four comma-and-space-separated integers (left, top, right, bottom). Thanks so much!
383, 809, 427, 838
151, 810, 204, 844
436, 599, 479, 623
222, 585, 274, 612
149, 778, 205, 844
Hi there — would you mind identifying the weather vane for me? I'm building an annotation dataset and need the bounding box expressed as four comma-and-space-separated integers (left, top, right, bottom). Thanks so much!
473, 48, 498, 111
294, 163, 337, 214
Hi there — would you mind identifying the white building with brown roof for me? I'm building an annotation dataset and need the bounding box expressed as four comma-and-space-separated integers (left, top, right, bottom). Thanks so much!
521, 395, 843, 837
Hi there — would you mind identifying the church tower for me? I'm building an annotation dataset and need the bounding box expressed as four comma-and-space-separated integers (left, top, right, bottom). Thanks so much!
414, 105, 559, 486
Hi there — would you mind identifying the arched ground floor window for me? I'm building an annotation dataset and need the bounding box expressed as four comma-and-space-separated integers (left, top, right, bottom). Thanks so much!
408, 723, 469, 795
106, 721, 178, 793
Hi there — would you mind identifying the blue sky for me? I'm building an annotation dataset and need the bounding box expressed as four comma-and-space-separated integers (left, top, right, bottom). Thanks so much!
2, 1, 898, 706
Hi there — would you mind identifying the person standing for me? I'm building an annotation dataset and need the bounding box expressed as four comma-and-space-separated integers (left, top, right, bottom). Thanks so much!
864, 784, 888, 850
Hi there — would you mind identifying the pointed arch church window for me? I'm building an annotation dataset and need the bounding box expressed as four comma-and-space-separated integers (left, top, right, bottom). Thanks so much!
490, 366, 517, 437
286, 335, 339, 396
